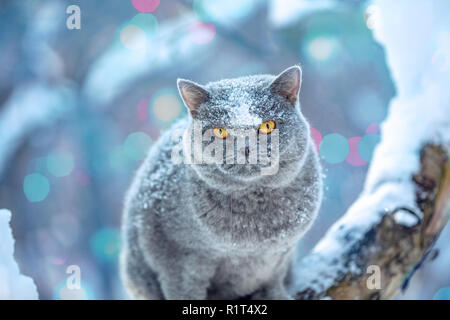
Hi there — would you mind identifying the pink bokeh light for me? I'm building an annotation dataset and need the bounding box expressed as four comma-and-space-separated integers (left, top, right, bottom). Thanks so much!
365, 122, 380, 134
189, 21, 216, 45
132, 0, 160, 13
74, 169, 91, 186
346, 136, 368, 166
137, 97, 149, 122
52, 257, 67, 266
310, 126, 322, 152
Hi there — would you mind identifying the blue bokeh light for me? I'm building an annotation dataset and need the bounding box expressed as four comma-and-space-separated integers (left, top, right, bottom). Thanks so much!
358, 133, 381, 162
23, 173, 50, 202
319, 133, 350, 164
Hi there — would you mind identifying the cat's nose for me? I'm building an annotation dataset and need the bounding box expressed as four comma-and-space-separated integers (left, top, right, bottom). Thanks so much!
245, 146, 250, 157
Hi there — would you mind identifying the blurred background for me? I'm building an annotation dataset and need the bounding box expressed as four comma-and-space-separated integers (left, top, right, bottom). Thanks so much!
0, 0, 449, 299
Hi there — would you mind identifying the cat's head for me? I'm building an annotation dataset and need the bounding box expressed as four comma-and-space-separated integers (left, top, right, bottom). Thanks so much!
178, 66, 311, 192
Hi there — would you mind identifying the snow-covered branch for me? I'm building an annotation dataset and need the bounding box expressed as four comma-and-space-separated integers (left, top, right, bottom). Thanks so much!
0, 209, 38, 299
292, 143, 450, 299
291, 0, 450, 300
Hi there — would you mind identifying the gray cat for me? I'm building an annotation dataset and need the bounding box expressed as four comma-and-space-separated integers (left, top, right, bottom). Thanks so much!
120, 66, 323, 300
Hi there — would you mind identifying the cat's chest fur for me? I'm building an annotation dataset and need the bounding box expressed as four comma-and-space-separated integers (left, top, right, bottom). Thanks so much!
184, 157, 319, 250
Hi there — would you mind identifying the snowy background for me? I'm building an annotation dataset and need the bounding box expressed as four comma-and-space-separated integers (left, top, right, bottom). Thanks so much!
0, 0, 449, 299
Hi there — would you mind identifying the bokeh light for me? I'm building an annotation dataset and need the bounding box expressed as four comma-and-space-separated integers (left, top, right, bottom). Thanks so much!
109, 132, 152, 171
310, 126, 322, 152
300, 15, 344, 68
129, 12, 158, 33
119, 13, 158, 51
137, 97, 149, 122
193, 0, 258, 24
90, 228, 121, 262
358, 133, 381, 162
52, 257, 66, 266
307, 36, 336, 61
366, 122, 380, 134
120, 25, 147, 51
131, 0, 160, 13
189, 21, 216, 45
23, 173, 50, 202
433, 287, 450, 300
319, 133, 349, 164
54, 281, 94, 300
151, 89, 183, 123
74, 169, 91, 186
123, 131, 152, 161
46, 151, 75, 178
346, 137, 367, 166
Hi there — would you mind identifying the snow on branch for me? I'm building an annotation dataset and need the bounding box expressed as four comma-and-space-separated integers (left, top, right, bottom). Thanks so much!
291, 0, 450, 299
0, 209, 39, 299
292, 144, 450, 299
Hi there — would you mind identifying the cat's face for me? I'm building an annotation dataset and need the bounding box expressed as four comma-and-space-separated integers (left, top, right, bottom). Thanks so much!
179, 66, 311, 192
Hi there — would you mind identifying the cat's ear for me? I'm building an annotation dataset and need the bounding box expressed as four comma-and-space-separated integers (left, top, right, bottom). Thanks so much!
177, 79, 210, 116
269, 66, 302, 105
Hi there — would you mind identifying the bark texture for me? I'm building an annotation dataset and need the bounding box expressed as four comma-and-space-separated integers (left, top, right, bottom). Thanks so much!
294, 144, 450, 300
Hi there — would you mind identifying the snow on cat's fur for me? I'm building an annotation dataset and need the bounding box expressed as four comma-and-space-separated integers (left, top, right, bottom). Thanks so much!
120, 66, 323, 299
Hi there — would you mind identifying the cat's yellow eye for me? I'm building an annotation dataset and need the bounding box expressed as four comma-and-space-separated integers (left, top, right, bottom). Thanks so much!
213, 128, 228, 139
259, 121, 276, 134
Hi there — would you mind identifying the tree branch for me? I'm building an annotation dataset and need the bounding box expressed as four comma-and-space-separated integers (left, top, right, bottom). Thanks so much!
292, 144, 450, 299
